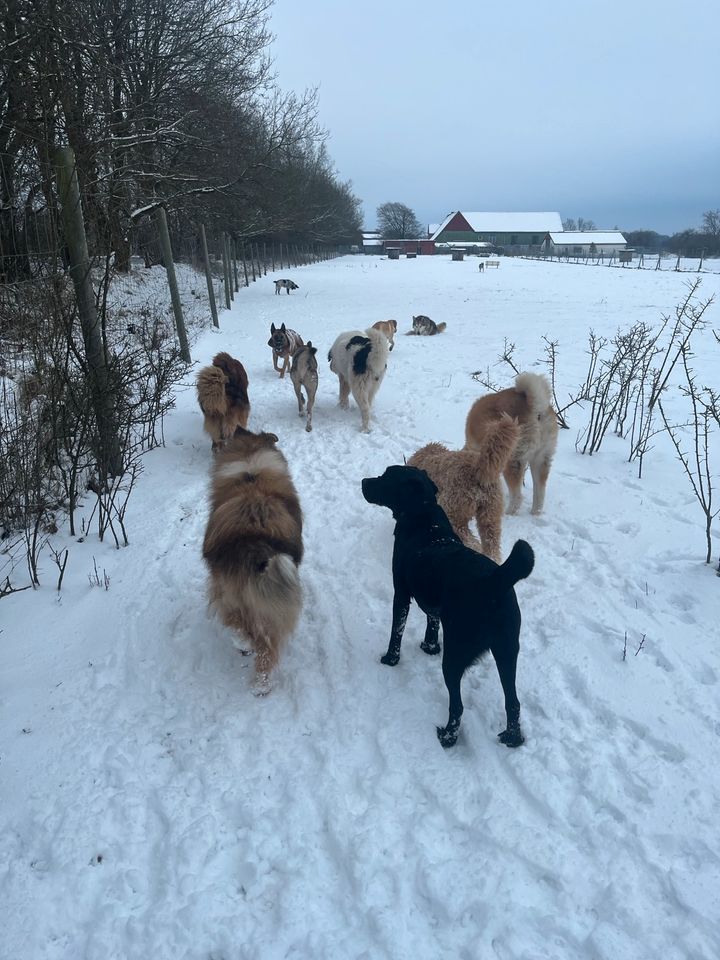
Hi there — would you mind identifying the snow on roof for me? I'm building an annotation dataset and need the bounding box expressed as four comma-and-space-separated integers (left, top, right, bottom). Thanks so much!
362, 238, 383, 246
548, 231, 626, 245
431, 212, 562, 239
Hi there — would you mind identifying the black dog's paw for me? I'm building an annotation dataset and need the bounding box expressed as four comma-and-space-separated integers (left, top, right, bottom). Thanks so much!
498, 728, 525, 748
436, 725, 459, 748
380, 652, 400, 666
420, 640, 441, 655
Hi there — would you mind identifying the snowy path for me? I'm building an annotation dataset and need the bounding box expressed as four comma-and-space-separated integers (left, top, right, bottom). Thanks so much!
2, 256, 720, 959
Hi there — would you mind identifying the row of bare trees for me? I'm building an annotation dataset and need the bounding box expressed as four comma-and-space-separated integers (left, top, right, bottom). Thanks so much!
0, 0, 362, 281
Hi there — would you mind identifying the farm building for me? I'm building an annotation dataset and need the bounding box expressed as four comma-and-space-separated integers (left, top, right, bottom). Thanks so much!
431, 212, 562, 253
382, 238, 437, 256
361, 231, 383, 254
544, 231, 627, 256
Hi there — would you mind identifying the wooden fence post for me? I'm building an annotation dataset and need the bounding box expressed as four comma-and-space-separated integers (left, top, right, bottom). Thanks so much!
200, 224, 219, 328
155, 206, 191, 363
55, 146, 123, 476
221, 232, 232, 307
232, 238, 239, 292
241, 242, 250, 287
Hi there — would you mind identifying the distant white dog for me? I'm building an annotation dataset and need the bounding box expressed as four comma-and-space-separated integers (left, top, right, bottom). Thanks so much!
327, 327, 390, 432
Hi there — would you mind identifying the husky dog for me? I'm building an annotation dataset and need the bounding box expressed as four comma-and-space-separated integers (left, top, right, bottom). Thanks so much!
478, 262, 485, 272
371, 319, 398, 351
267, 322, 304, 378
361, 464, 534, 748
274, 279, 299, 295
465, 372, 559, 515
203, 426, 303, 695
290, 342, 319, 433
327, 327, 390, 433
196, 352, 250, 452
406, 314, 447, 336
408, 414, 521, 562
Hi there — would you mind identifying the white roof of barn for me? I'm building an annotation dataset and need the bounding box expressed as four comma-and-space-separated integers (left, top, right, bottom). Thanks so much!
548, 231, 626, 245
431, 211, 562, 239
362, 238, 383, 246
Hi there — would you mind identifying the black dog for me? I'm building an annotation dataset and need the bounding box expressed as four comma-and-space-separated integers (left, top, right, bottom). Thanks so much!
361, 465, 534, 748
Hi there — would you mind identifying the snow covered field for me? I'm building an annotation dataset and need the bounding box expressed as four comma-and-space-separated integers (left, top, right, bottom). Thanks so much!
2, 254, 719, 960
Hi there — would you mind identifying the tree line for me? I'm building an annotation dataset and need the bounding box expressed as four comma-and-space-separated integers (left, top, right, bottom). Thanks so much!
0, 0, 363, 281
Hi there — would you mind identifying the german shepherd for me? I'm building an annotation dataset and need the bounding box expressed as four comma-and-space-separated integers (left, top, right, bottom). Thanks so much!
268, 323, 304, 378
362, 464, 534, 748
465, 372, 559, 515
371, 319, 397, 351
196, 352, 250, 452
406, 315, 447, 336
290, 342, 318, 432
328, 327, 390, 433
203, 427, 303, 695
274, 279, 299, 295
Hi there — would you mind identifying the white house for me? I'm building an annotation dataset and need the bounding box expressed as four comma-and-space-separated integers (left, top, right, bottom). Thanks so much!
545, 231, 627, 256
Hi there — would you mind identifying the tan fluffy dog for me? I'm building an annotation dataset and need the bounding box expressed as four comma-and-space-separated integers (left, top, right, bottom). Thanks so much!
371, 319, 398, 351
196, 352, 250, 452
408, 415, 520, 562
203, 427, 303, 695
465, 372, 559, 515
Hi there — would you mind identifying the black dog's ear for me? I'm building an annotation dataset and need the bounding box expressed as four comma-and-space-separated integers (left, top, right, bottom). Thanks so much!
261, 431, 279, 444
281, 323, 287, 332
271, 323, 276, 333
306, 340, 313, 349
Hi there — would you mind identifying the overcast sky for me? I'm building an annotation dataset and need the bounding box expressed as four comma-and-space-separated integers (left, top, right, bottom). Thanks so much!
268, 0, 718, 234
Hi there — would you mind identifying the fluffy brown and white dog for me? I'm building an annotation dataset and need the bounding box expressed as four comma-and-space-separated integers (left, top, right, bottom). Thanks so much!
290, 342, 318, 433
371, 319, 398, 351
274, 279, 299, 295
407, 314, 447, 336
408, 414, 521, 562
465, 372, 559, 515
202, 427, 303, 695
327, 327, 390, 433
196, 352, 250, 452
268, 323, 304, 378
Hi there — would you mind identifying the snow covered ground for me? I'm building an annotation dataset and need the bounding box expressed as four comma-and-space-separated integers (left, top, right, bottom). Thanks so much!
2, 254, 719, 960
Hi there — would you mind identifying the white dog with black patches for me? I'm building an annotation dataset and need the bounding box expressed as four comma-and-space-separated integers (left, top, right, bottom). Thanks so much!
327, 327, 390, 433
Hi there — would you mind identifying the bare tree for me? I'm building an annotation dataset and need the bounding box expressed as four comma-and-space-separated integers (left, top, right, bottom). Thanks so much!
376, 202, 423, 239
701, 209, 720, 237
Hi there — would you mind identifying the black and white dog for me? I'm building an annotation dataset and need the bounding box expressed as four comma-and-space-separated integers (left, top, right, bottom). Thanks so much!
327, 327, 389, 433
274, 279, 299, 295
361, 465, 534, 748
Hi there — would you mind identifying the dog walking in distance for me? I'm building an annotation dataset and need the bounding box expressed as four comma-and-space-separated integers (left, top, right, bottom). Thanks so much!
478, 262, 485, 272
274, 279, 299, 295
268, 322, 304, 379
327, 327, 390, 433
196, 352, 250, 453
362, 465, 534, 748
290, 342, 318, 432
203, 427, 303, 695
465, 372, 559, 515
408, 413, 521, 562
371, 319, 398, 351
406, 314, 447, 336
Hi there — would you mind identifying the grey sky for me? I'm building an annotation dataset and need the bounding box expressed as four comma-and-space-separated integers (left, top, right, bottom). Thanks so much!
268, 0, 718, 235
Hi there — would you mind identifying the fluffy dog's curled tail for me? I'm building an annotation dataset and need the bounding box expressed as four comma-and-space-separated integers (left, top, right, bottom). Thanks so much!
436, 322, 447, 333
472, 412, 521, 480
514, 372, 551, 413
491, 539, 534, 593
197, 366, 228, 417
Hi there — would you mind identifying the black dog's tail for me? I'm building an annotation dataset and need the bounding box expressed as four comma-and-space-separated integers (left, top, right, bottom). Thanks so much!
492, 540, 534, 592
